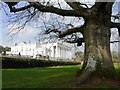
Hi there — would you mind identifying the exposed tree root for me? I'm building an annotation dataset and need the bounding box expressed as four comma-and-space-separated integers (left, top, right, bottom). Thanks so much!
76, 69, 94, 85
76, 69, 118, 86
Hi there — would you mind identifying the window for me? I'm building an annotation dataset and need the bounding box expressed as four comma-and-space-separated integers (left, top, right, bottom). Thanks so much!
21, 47, 23, 51
26, 47, 28, 51
29, 48, 31, 51
53, 46, 56, 57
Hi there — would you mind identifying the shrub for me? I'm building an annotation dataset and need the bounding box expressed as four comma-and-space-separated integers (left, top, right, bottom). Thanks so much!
1, 56, 80, 68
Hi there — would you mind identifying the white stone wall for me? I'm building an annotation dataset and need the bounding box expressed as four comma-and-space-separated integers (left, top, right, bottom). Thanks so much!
11, 43, 36, 57
10, 42, 77, 60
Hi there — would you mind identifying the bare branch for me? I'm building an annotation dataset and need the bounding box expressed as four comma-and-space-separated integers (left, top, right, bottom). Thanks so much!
110, 41, 120, 43
64, 0, 86, 9
6, 2, 88, 17
111, 22, 120, 36
111, 22, 120, 28
65, 38, 84, 43
31, 2, 86, 17
6, 2, 33, 12
64, 37, 84, 46
44, 28, 61, 34
92, 2, 108, 11
79, 3, 89, 8
111, 14, 120, 20
64, 0, 88, 17
59, 25, 85, 38
44, 24, 84, 38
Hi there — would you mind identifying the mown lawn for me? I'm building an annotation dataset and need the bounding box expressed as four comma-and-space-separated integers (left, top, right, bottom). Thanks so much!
2, 64, 120, 88
2, 65, 80, 88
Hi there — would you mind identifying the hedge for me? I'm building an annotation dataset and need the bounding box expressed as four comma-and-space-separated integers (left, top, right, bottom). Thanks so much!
1, 56, 80, 68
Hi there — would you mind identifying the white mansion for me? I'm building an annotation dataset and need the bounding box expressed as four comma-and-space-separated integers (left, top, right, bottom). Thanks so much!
7, 41, 77, 61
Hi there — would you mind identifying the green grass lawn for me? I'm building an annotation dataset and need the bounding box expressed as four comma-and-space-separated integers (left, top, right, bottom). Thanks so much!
2, 64, 120, 88
2, 65, 80, 88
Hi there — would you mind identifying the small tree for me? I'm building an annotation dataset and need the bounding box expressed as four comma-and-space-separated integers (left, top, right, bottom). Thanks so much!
0, 45, 4, 53
4, 47, 11, 52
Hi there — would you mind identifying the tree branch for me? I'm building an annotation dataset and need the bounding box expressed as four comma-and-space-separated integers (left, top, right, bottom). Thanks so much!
92, 1, 108, 11
106, 2, 114, 14
65, 38, 84, 43
64, 0, 86, 9
111, 14, 120, 20
64, 0, 88, 17
5, 2, 86, 17
32, 2, 85, 17
111, 22, 120, 36
65, 37, 84, 46
110, 41, 120, 43
59, 25, 85, 38
111, 22, 120, 28
6, 2, 33, 12
44, 28, 61, 34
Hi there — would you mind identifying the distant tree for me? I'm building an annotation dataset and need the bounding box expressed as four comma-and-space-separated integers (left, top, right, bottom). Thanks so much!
111, 51, 119, 63
4, 47, 11, 52
0, 45, 4, 53
1, 46, 11, 55
74, 51, 84, 62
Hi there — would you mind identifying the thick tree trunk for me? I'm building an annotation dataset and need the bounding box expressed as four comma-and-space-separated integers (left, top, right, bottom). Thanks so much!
77, 20, 115, 84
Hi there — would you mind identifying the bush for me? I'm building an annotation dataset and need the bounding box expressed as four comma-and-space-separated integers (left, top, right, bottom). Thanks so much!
1, 56, 80, 68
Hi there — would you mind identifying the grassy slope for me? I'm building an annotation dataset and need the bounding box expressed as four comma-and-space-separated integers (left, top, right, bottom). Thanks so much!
2, 64, 120, 88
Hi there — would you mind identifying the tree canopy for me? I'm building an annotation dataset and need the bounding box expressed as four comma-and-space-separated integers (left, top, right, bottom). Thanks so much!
2, 1, 119, 43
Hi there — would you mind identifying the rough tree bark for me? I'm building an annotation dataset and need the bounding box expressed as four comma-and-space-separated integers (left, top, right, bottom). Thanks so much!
78, 25, 115, 83
77, 8, 115, 83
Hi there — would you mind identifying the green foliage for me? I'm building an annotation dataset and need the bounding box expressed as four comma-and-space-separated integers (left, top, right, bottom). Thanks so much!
1, 57, 80, 68
0, 45, 11, 55
4, 47, 11, 51
114, 63, 120, 79
111, 51, 119, 63
0, 45, 4, 53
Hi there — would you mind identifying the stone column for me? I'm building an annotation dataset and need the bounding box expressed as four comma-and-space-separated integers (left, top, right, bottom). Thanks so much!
56, 44, 58, 60
58, 46, 60, 59
63, 47, 64, 59
61, 47, 63, 59
60, 47, 61, 59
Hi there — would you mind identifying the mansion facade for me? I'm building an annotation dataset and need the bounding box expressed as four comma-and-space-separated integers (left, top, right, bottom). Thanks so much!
7, 41, 77, 61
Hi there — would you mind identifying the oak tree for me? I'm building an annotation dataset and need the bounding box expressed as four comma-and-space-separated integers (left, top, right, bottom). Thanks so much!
3, 0, 120, 83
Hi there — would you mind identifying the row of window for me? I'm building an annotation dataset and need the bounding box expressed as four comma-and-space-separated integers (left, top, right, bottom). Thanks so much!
12, 47, 35, 52
12, 46, 71, 53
